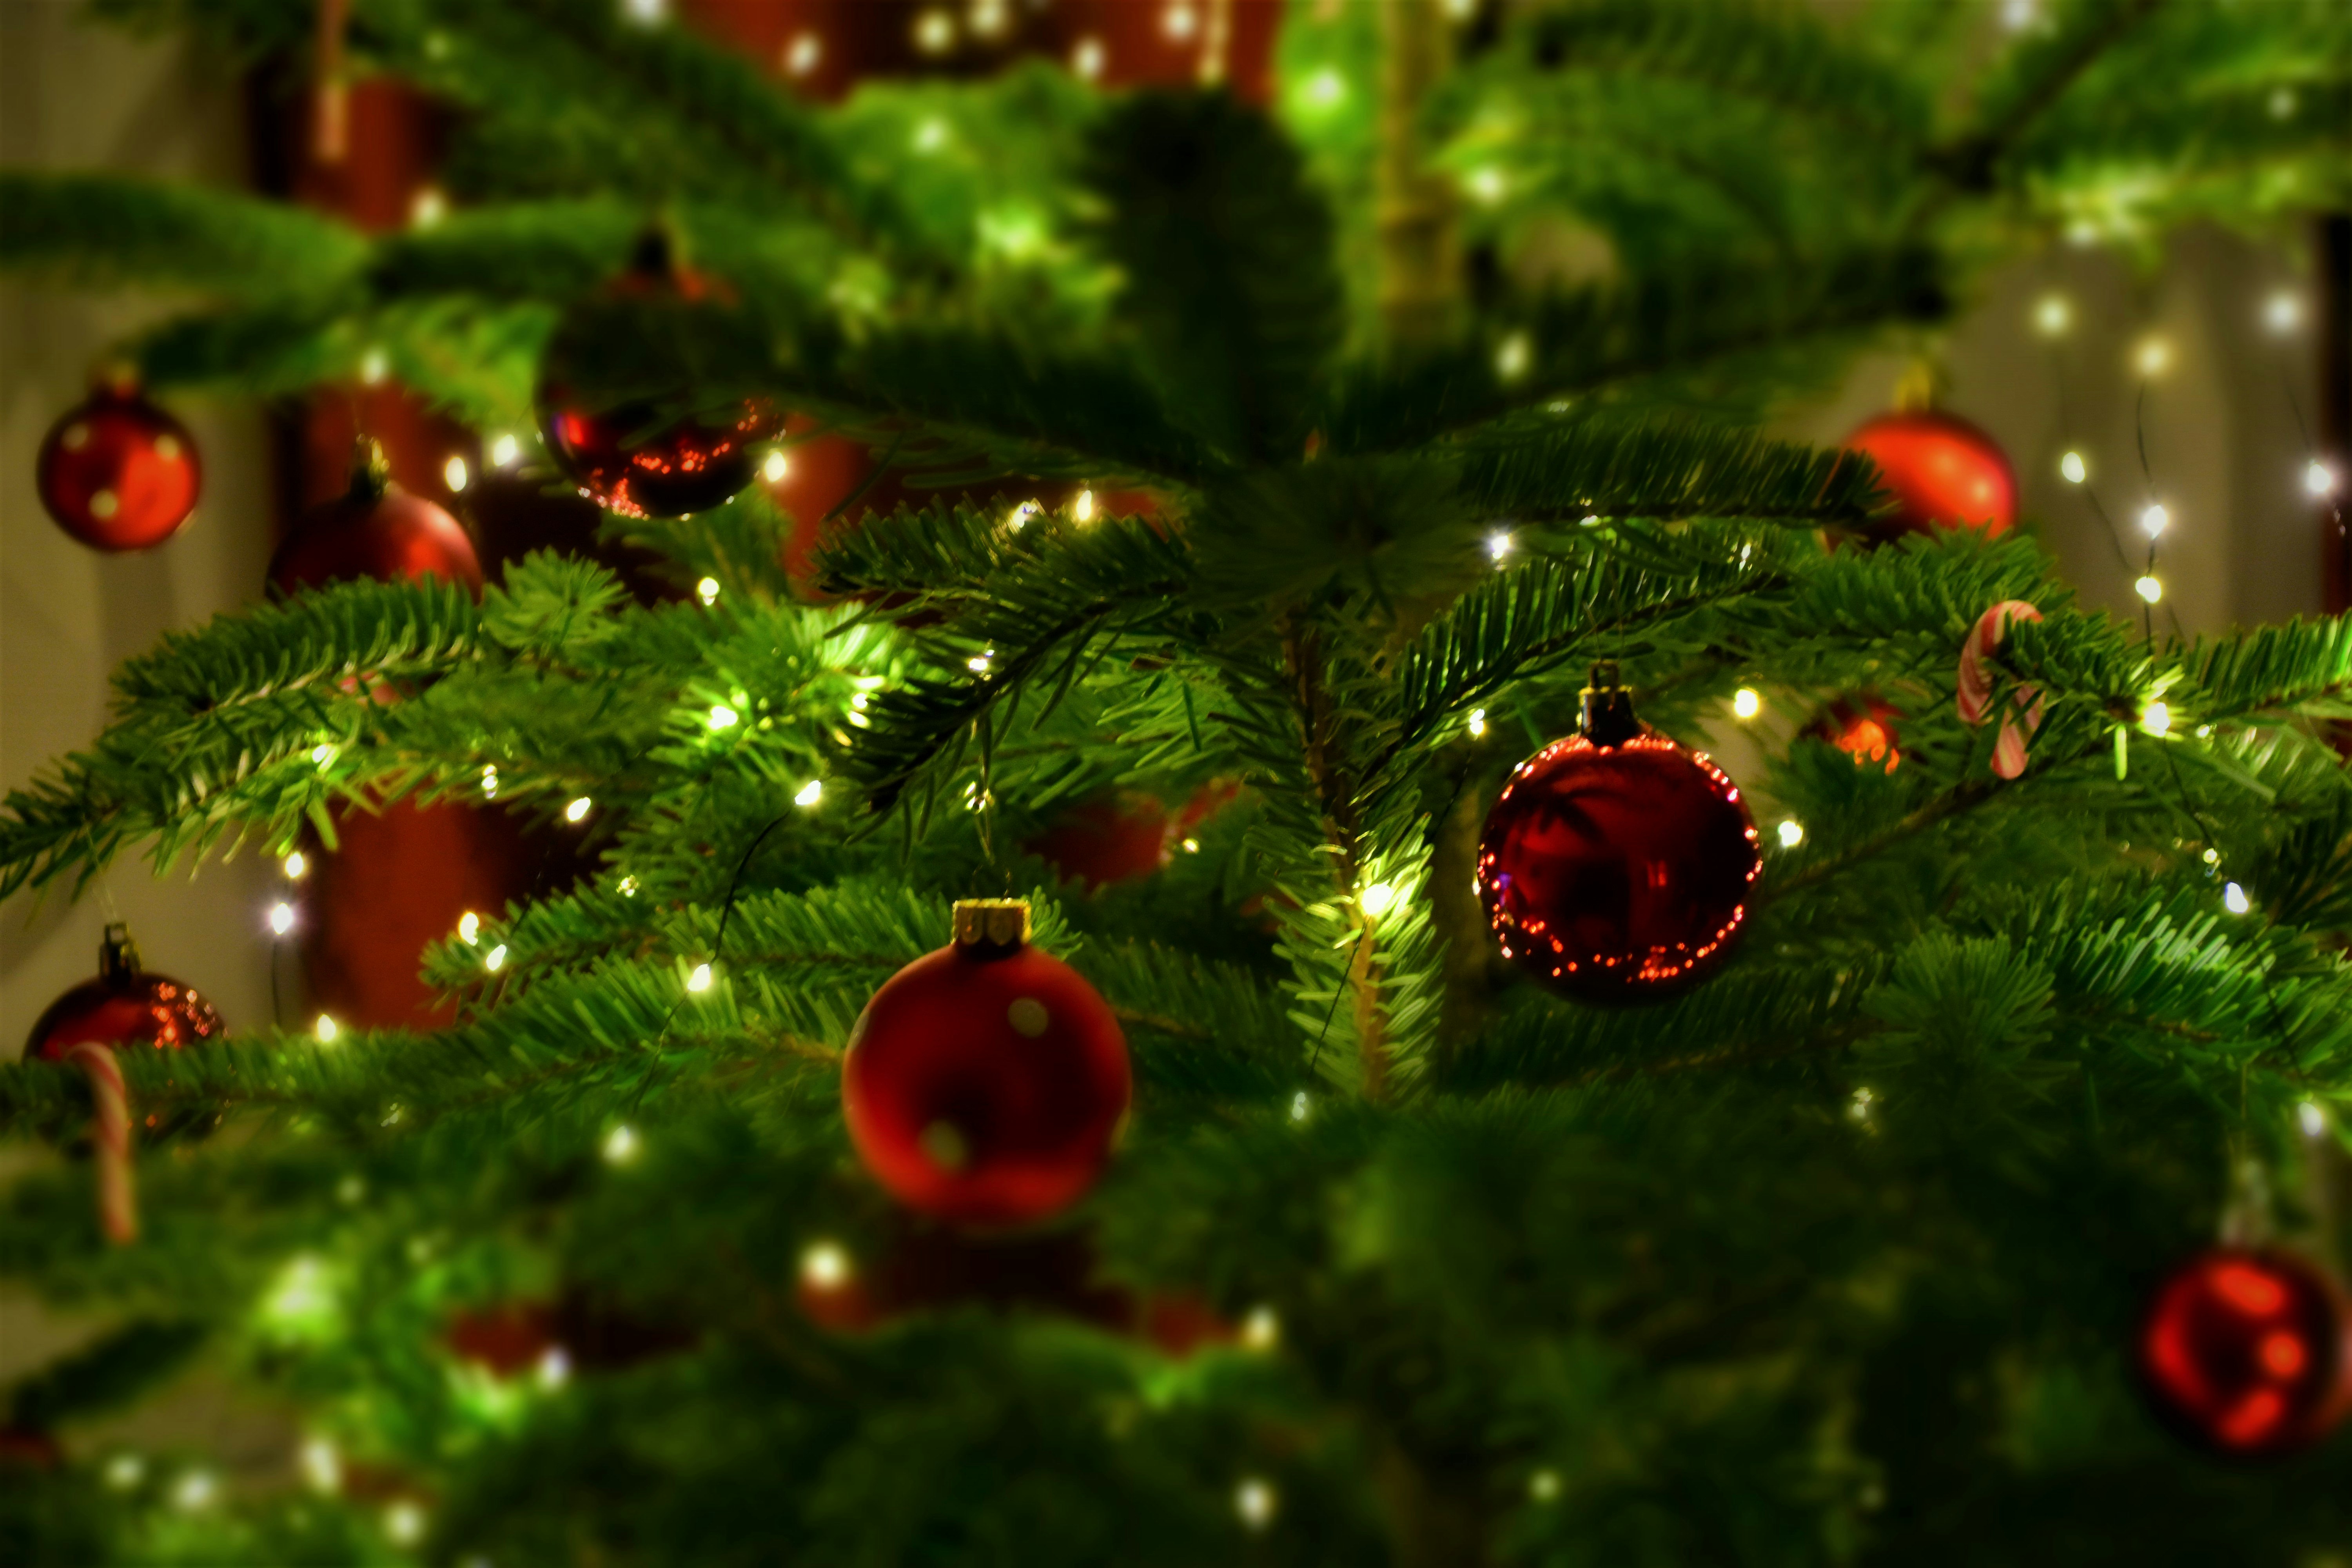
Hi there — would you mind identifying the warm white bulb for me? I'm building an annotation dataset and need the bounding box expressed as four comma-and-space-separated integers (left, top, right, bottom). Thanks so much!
1072, 36, 1106, 80
1073, 489, 1096, 524
1495, 332, 1531, 382
970, 0, 1009, 36
1465, 167, 1506, 206
967, 651, 995, 674
2141, 700, 2171, 735
269, 902, 296, 936
2139, 503, 2168, 539
1301, 68, 1345, 109
458, 911, 480, 945
2264, 291, 2303, 333
1777, 820, 1804, 849
1358, 881, 1400, 918
485, 944, 508, 972
795, 779, 823, 807
912, 8, 955, 53
2059, 450, 2087, 484
2307, 460, 2338, 497
800, 1241, 851, 1289
284, 850, 308, 879
1161, 2, 1198, 41
1007, 499, 1042, 531
534, 1345, 572, 1390
1239, 1305, 1280, 1351
1466, 708, 1487, 738
2134, 575, 2163, 604
1181, 837, 1200, 853
359, 348, 388, 386
299, 1437, 341, 1495
565, 796, 592, 823
1290, 1090, 1310, 1123
762, 450, 789, 484
312, 744, 336, 766
2300, 1102, 2327, 1138
2032, 293, 2071, 336
696, 577, 721, 605
315, 1014, 340, 1043
384, 1502, 426, 1546
687, 962, 713, 993
172, 1470, 218, 1512
1732, 688, 1762, 720
490, 433, 521, 468
1234, 1479, 1277, 1531
1528, 1468, 1563, 1502
2132, 336, 2172, 378
2223, 881, 2251, 915
443, 454, 469, 494
603, 1124, 639, 1163
708, 704, 739, 730
784, 32, 822, 75
480, 764, 499, 798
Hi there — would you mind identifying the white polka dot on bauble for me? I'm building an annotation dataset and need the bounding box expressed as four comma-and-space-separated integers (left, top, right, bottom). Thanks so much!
1007, 997, 1049, 1037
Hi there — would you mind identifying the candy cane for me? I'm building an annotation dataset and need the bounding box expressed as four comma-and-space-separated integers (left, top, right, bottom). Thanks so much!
58, 1041, 138, 1245
1957, 600, 2045, 781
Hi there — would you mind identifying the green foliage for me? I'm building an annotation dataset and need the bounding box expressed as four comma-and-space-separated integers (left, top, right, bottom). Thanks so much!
7, 2, 2352, 1563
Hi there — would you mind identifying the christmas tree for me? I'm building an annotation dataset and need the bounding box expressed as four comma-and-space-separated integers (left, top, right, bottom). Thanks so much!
6, 2, 2352, 1563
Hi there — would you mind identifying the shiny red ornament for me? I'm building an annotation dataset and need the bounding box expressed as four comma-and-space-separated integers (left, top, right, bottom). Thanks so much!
1843, 410, 2016, 537
36, 370, 201, 552
1813, 697, 1902, 773
2138, 1248, 2352, 1457
24, 924, 225, 1063
269, 439, 482, 593
1476, 664, 1761, 1004
535, 241, 777, 520
841, 901, 1130, 1226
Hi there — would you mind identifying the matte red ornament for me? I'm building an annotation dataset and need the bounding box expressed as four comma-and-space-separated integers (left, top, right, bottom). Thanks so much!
1844, 410, 2016, 537
2138, 1247, 2352, 1457
36, 370, 201, 552
841, 900, 1130, 1226
535, 239, 778, 520
1476, 664, 1761, 1004
24, 924, 225, 1064
269, 439, 482, 593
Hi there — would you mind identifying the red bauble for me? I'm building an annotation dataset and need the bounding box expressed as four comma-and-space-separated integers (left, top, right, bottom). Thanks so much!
1844, 410, 2016, 537
23, 924, 225, 1064
36, 372, 201, 552
1476, 666, 1760, 1004
269, 439, 482, 593
2138, 1248, 2352, 1457
841, 901, 1131, 1225
535, 245, 777, 520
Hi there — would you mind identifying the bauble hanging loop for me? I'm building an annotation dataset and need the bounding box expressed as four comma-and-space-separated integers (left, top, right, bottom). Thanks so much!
840, 900, 1131, 1226
1476, 664, 1761, 1004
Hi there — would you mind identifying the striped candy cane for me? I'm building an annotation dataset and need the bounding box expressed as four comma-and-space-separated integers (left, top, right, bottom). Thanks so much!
1957, 600, 2046, 781
57, 1041, 138, 1245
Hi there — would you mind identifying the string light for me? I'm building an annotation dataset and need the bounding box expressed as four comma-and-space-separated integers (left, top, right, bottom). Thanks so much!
618, 877, 639, 897
485, 944, 508, 972
565, 796, 593, 823
603, 1125, 640, 1164
1234, 1478, 1277, 1531
1300, 68, 1345, 110
1467, 708, 1488, 738
2139, 503, 2169, 539
762, 450, 789, 484
269, 902, 296, 936
489, 433, 521, 468
914, 118, 949, 154
912, 8, 954, 51
1007, 499, 1043, 531
312, 743, 336, 766
784, 32, 821, 76
2269, 86, 2296, 120
315, 1014, 340, 1043
2222, 881, 2252, 915
1239, 1305, 1280, 1351
1495, 332, 1531, 381
970, 0, 1009, 37
1528, 1468, 1563, 1502
2300, 1102, 2327, 1138
1162, 2, 1198, 40
1776, 820, 1804, 848
2141, 700, 2172, 735
1181, 837, 1201, 853
795, 779, 824, 807
697, 577, 720, 605
300, 1437, 341, 1495
1072, 36, 1106, 80
1465, 167, 1506, 206
621, 0, 667, 23
687, 962, 713, 993
2132, 336, 2173, 378
2059, 450, 2087, 484
1290, 1090, 1310, 1123
1359, 881, 1401, 918
2134, 575, 2163, 604
104, 1454, 144, 1490
1732, 688, 1762, 720
384, 1502, 426, 1545
284, 851, 308, 879
1848, 1086, 1876, 1122
708, 704, 739, 730
1073, 489, 1097, 523
800, 1241, 851, 1289
1486, 530, 1514, 564
967, 650, 995, 674
1998, 0, 2039, 29
172, 1470, 218, 1512
409, 187, 447, 228
481, 764, 499, 798
459, 911, 481, 945
2032, 293, 2071, 336
2264, 291, 2303, 333
2306, 460, 2338, 497
359, 348, 388, 385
